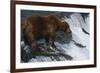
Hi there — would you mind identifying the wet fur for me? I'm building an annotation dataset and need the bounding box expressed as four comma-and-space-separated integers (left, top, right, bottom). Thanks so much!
22, 15, 71, 51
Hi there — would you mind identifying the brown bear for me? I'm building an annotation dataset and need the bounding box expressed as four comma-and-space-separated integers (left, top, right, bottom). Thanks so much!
21, 15, 71, 51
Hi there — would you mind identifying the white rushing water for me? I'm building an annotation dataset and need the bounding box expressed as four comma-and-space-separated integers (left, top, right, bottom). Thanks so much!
54, 13, 90, 60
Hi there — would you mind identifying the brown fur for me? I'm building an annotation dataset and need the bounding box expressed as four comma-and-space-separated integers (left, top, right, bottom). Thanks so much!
22, 15, 71, 50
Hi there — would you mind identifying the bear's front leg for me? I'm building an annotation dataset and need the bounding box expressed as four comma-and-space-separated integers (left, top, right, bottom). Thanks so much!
46, 33, 56, 52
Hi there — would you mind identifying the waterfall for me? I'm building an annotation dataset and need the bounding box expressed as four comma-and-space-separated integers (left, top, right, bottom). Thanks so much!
59, 13, 90, 60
